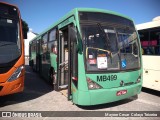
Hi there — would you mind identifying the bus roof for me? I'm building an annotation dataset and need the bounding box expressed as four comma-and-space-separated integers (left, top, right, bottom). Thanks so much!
0, 1, 18, 8
29, 8, 133, 43
136, 17, 160, 31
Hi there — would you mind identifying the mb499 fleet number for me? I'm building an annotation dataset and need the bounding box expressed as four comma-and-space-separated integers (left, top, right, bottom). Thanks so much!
97, 75, 117, 82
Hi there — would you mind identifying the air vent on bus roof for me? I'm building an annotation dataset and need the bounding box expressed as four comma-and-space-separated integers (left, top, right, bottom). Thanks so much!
152, 16, 160, 21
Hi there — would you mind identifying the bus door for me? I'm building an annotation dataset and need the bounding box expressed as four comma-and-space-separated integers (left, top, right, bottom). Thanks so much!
57, 24, 78, 100
58, 28, 69, 91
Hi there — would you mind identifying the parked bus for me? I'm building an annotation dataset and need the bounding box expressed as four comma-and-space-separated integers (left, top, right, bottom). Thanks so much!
136, 17, 160, 91
29, 8, 142, 105
0, 2, 27, 96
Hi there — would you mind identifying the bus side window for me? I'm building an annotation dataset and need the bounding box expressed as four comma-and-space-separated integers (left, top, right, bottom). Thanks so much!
48, 41, 57, 54
52, 41, 57, 54
49, 29, 57, 54
42, 43, 47, 61
42, 33, 48, 61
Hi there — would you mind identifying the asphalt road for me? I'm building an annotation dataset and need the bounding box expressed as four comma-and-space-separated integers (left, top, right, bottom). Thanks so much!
0, 59, 159, 120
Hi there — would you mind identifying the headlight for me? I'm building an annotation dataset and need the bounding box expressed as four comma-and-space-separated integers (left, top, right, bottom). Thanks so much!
86, 77, 102, 90
135, 74, 141, 83
8, 65, 24, 82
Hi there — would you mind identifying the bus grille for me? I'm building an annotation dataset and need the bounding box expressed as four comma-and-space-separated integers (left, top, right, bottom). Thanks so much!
124, 82, 134, 86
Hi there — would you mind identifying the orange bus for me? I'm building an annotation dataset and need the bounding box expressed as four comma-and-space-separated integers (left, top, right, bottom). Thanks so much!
0, 2, 27, 96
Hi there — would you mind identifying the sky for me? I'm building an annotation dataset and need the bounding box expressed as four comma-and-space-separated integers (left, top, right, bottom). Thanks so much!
1, 0, 160, 34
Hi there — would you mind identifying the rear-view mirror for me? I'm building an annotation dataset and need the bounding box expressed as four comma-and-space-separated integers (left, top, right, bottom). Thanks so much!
22, 19, 28, 39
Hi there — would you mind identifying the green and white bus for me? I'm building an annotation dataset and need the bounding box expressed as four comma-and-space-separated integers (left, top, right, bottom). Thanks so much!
29, 8, 142, 106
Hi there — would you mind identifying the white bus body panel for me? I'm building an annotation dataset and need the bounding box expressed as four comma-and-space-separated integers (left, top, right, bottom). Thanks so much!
142, 56, 160, 91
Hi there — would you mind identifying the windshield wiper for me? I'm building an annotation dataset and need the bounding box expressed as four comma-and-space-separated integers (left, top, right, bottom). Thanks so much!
97, 23, 111, 49
97, 23, 112, 63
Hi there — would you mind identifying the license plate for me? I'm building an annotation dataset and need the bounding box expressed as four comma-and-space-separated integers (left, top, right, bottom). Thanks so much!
116, 90, 127, 96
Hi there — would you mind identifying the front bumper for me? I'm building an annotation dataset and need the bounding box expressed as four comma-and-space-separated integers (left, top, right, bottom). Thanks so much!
77, 83, 142, 106
0, 76, 24, 96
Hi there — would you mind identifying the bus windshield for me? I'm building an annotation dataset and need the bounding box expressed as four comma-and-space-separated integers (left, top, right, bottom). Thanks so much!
79, 12, 140, 72
0, 17, 21, 64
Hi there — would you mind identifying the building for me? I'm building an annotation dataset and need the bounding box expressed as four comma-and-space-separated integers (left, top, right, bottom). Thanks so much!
24, 29, 37, 58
